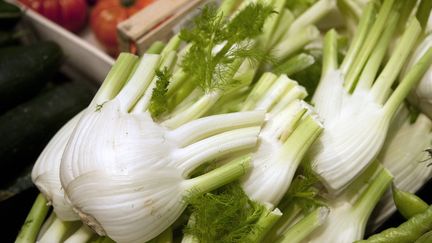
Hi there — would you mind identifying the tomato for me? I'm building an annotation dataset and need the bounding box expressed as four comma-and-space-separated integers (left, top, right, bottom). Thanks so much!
90, 0, 154, 56
19, 0, 88, 33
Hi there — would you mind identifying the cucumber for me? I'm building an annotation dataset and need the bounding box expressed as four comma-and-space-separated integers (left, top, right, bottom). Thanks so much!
0, 41, 63, 113
0, 0, 21, 30
0, 78, 95, 187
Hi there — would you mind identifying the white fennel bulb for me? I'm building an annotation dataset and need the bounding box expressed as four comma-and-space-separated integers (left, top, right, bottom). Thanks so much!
31, 54, 140, 222
309, 0, 432, 194
60, 53, 265, 243
180, 73, 323, 243
304, 164, 393, 243
370, 107, 432, 228
240, 73, 323, 207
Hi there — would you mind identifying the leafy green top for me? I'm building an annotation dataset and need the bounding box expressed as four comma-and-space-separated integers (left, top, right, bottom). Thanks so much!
179, 3, 274, 92
185, 183, 265, 243
149, 68, 171, 119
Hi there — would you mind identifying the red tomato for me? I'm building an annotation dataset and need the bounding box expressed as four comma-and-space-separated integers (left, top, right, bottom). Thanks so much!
19, 0, 88, 33
90, 0, 154, 56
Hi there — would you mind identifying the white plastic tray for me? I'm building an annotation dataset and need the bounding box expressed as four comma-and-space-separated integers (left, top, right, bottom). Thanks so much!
14, 1, 115, 83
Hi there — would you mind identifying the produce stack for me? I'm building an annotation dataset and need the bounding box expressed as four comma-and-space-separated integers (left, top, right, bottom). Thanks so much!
7, 0, 432, 242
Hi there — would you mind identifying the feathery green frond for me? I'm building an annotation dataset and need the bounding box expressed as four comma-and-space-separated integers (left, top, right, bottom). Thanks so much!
179, 3, 274, 92
149, 68, 171, 119
185, 183, 265, 243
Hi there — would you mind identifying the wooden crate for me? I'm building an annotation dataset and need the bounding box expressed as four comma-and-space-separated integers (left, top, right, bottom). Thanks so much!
117, 0, 205, 55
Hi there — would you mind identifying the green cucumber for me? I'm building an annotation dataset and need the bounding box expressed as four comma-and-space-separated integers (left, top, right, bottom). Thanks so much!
0, 41, 63, 113
0, 78, 95, 187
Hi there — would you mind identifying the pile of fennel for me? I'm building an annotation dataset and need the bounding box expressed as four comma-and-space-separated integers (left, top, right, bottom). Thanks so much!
14, 0, 432, 242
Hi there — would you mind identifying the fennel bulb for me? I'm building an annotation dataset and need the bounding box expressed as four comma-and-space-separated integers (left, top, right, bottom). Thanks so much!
181, 73, 323, 243
31, 54, 140, 222
60, 54, 265, 243
309, 0, 432, 194
239, 73, 323, 243
240, 73, 323, 207
304, 164, 393, 243
370, 108, 432, 228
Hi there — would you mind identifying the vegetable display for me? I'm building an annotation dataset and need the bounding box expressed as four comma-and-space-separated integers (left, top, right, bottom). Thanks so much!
12, 0, 432, 242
